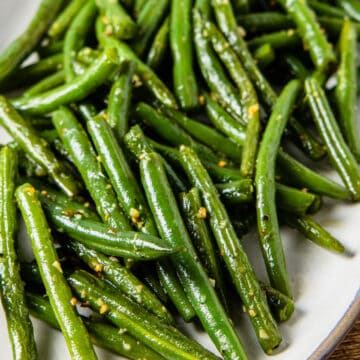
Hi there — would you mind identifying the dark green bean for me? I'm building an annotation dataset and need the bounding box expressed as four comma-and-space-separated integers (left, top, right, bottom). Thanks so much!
335, 20, 360, 160
0, 96, 79, 196
255, 79, 301, 297
96, 20, 178, 108
13, 48, 120, 116
159, 105, 242, 161
0, 148, 38, 360
26, 292, 166, 360
147, 16, 170, 69
52, 107, 130, 230
305, 77, 360, 200
48, 0, 88, 39
86, 115, 158, 235
63, 240, 173, 322
96, 0, 137, 40
63, 0, 98, 81
170, 0, 198, 109
253, 43, 276, 69
37, 41, 64, 58
308, 0, 346, 18
179, 187, 228, 309
69, 270, 220, 360
107, 61, 136, 140
179, 146, 281, 354
0, 0, 64, 85
215, 179, 254, 204
131, 0, 169, 56
281, 54, 310, 80
278, 0, 336, 70
248, 29, 301, 50
281, 212, 345, 253
16, 183, 97, 360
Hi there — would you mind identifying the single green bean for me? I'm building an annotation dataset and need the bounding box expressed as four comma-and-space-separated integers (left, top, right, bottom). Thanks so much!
24, 71, 65, 98
253, 43, 276, 69
147, 16, 170, 69
278, 0, 336, 70
335, 20, 360, 160
308, 0, 346, 18
248, 29, 301, 50
255, 80, 301, 298
48, 0, 88, 39
215, 179, 254, 204
52, 107, 130, 229
26, 292, 166, 360
179, 146, 281, 354
13, 48, 120, 116
96, 0, 137, 40
281, 54, 310, 80
37, 41, 64, 58
281, 212, 345, 253
305, 77, 360, 200
0, 96, 79, 196
131, 0, 169, 56
0, 0, 64, 84
170, 0, 198, 109
179, 187, 228, 309
96, 21, 178, 108
16, 183, 97, 360
107, 61, 136, 140
86, 115, 158, 235
63, 240, 173, 322
63, 0, 98, 81
69, 270, 220, 360
0, 148, 38, 360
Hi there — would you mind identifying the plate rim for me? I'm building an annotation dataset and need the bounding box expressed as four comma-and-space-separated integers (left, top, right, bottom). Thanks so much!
309, 288, 360, 359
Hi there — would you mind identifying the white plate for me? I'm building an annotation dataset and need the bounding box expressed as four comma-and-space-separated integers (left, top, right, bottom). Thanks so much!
0, 1, 359, 359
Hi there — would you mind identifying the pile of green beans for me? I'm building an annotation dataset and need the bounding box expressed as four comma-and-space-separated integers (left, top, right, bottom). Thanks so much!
0, 0, 358, 359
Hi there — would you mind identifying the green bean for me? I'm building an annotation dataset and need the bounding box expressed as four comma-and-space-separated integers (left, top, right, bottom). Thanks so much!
308, 0, 346, 18
0, 0, 64, 85
23, 71, 65, 98
278, 0, 336, 70
0, 148, 38, 360
42, 204, 177, 260
63, 240, 173, 322
13, 48, 119, 116
0, 53, 63, 92
204, 20, 260, 176
147, 16, 170, 69
16, 183, 97, 360
170, 0, 198, 109
140, 268, 169, 304
96, 20, 178, 108
305, 77, 360, 200
179, 187, 228, 309
86, 115, 158, 235
211, 0, 326, 160
133, 0, 147, 18
255, 80, 301, 298
159, 105, 243, 161
26, 292, 166, 360
261, 284, 295, 323
335, 20, 360, 160
248, 29, 301, 50
63, 0, 98, 81
37, 41, 64, 58
193, 9, 244, 123
179, 146, 281, 354
253, 43, 276, 69
156, 259, 197, 322
132, 150, 248, 359
336, 0, 360, 22
52, 107, 129, 230
281, 212, 345, 253
48, 0, 88, 39
134, 102, 221, 163
96, 0, 137, 40
0, 97, 79, 196
215, 179, 254, 204
69, 270, 220, 360
277, 149, 351, 200
107, 61, 136, 140
131, 0, 169, 57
